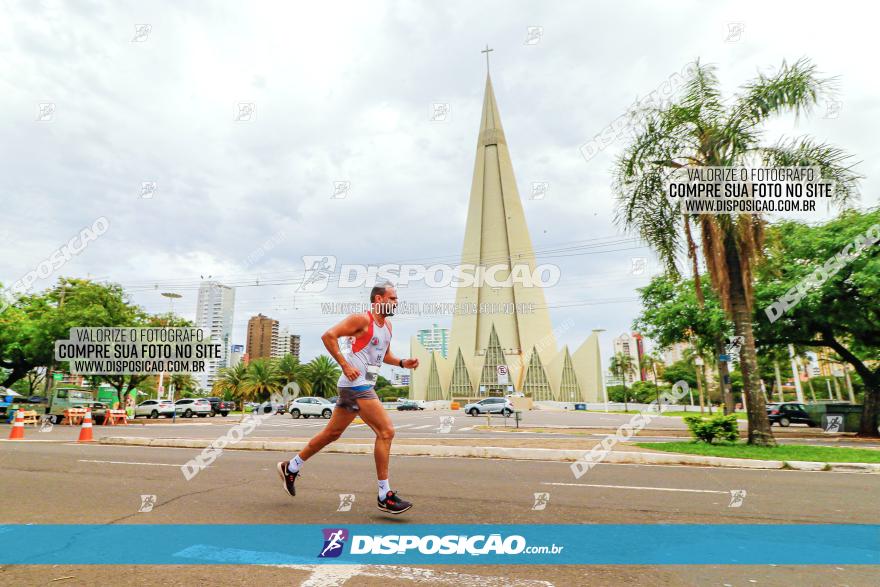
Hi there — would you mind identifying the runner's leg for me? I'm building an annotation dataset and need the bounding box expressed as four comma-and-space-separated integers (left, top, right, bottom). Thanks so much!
298, 407, 357, 462
355, 397, 395, 482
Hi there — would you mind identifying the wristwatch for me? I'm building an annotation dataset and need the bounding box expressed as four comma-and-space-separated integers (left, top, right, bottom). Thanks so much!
399, 359, 405, 368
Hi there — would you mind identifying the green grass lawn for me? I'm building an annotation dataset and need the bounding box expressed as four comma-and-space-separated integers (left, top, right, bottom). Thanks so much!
601, 410, 748, 420
634, 441, 880, 463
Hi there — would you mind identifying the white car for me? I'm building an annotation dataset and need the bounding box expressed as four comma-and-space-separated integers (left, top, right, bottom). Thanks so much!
289, 397, 335, 419
463, 397, 514, 416
134, 399, 175, 419
174, 398, 212, 418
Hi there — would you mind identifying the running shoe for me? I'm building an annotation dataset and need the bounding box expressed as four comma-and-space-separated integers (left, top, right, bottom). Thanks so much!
276, 461, 299, 496
377, 490, 412, 514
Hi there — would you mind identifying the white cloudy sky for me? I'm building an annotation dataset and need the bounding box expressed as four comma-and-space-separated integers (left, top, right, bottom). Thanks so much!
2, 0, 878, 371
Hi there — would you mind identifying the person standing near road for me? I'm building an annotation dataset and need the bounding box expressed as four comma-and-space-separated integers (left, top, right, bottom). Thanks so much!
276, 283, 419, 514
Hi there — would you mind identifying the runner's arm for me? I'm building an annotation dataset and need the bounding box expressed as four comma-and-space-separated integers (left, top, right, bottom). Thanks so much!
383, 347, 419, 369
322, 313, 370, 374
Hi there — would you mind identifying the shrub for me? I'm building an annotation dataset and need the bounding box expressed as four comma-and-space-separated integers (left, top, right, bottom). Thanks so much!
683, 414, 739, 443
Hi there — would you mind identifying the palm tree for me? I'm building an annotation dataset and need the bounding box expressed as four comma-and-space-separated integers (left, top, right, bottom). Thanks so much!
640, 352, 662, 408
275, 354, 311, 395
170, 373, 198, 396
213, 362, 249, 409
305, 355, 341, 398
241, 358, 284, 403
609, 352, 636, 411
614, 58, 860, 446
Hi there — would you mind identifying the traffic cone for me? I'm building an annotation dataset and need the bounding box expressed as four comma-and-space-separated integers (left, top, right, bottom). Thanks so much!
77, 410, 94, 442
8, 410, 25, 440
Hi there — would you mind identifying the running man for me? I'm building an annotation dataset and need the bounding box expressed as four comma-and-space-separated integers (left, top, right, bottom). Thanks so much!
277, 283, 419, 514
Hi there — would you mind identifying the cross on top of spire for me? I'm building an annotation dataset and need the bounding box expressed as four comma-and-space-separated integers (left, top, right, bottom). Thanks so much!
481, 44, 493, 73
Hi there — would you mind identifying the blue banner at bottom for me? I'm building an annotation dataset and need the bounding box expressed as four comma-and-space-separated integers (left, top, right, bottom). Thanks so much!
0, 524, 877, 565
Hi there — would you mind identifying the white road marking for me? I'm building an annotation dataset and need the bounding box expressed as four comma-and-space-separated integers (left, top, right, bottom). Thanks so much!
299, 565, 362, 586
542, 482, 729, 494
457, 426, 475, 431
410, 425, 433, 430
175, 545, 552, 586
350, 424, 368, 428
78, 459, 183, 467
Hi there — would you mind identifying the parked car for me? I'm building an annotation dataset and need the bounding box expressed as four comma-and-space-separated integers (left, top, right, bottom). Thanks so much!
205, 397, 235, 417
289, 397, 335, 419
396, 400, 424, 411
135, 399, 175, 419
174, 398, 212, 418
253, 400, 287, 415
27, 395, 48, 404
766, 402, 818, 427
88, 402, 109, 425
463, 397, 514, 417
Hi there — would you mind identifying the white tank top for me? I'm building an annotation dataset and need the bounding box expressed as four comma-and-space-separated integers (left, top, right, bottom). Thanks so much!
337, 313, 392, 389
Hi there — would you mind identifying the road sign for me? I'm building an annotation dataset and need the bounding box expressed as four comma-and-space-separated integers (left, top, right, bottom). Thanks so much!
694, 357, 704, 366
719, 354, 730, 362
52, 373, 63, 381
496, 365, 509, 385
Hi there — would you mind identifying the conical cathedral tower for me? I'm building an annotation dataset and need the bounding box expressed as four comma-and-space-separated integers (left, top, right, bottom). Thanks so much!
410, 68, 602, 403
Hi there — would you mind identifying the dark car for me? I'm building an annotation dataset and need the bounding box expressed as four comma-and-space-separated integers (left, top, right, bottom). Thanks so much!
205, 397, 235, 417
88, 402, 109, 425
27, 395, 48, 404
766, 402, 817, 427
396, 401, 424, 411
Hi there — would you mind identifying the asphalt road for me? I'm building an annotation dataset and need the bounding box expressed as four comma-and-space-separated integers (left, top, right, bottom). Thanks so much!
3, 409, 874, 447
1, 440, 878, 586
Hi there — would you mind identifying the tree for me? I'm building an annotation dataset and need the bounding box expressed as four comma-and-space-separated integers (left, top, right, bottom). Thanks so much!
634, 274, 731, 401
98, 311, 193, 408
662, 360, 697, 395
753, 209, 880, 436
213, 362, 249, 419
639, 352, 663, 407
305, 355, 341, 398
170, 373, 198, 396
614, 58, 860, 445
241, 358, 284, 403
274, 354, 311, 395
609, 352, 636, 411
0, 279, 137, 388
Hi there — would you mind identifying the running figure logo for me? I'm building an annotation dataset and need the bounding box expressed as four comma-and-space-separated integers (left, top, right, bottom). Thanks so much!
319, 528, 349, 558
532, 492, 550, 510
337, 494, 356, 512
299, 255, 337, 292
138, 494, 157, 513
438, 416, 454, 433
728, 489, 747, 508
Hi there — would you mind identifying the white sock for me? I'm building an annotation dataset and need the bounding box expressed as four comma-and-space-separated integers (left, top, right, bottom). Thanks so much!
378, 479, 391, 500
288, 454, 304, 474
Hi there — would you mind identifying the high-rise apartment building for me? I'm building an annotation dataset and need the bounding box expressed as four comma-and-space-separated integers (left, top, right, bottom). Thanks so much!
195, 281, 235, 391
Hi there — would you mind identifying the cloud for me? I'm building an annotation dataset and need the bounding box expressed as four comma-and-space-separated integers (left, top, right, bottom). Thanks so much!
1, 0, 875, 365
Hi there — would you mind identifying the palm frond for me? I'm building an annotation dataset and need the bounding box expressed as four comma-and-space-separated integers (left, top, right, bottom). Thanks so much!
757, 136, 861, 206
728, 57, 835, 130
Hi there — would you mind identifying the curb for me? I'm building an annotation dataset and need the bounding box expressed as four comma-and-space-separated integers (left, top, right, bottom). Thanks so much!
97, 437, 880, 473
